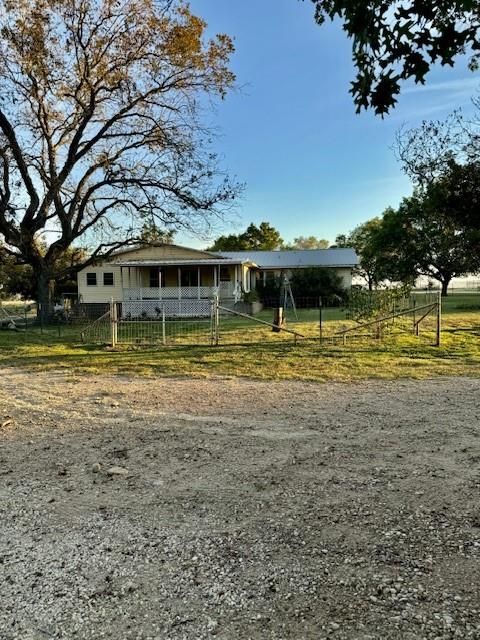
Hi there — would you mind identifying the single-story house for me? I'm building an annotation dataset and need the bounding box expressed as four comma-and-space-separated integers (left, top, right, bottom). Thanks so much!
219, 248, 358, 290
76, 244, 358, 317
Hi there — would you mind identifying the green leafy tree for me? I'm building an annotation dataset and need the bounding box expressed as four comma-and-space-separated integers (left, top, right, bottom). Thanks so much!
332, 234, 348, 248
209, 222, 284, 251
335, 219, 388, 290
0, 243, 87, 301
375, 191, 480, 295
310, 1, 480, 114
285, 235, 329, 249
139, 223, 176, 245
348, 218, 387, 290
0, 0, 237, 321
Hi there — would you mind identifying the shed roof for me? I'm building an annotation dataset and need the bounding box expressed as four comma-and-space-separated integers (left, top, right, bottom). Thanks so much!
217, 248, 359, 269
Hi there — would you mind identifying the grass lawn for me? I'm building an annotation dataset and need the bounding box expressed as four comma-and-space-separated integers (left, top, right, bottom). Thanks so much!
0, 293, 479, 381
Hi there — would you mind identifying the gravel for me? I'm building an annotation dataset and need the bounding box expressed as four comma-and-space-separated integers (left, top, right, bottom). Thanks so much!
0, 369, 480, 639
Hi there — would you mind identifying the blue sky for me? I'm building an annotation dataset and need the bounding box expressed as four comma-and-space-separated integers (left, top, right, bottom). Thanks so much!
182, 0, 479, 248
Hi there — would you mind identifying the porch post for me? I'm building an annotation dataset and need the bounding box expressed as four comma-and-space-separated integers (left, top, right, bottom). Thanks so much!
177, 267, 181, 300
197, 266, 201, 300
120, 267, 124, 300
158, 267, 161, 301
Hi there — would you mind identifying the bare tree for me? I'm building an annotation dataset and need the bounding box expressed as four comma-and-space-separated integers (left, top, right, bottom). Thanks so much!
0, 0, 239, 318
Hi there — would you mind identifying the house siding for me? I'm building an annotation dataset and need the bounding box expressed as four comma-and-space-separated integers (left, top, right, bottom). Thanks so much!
78, 265, 124, 303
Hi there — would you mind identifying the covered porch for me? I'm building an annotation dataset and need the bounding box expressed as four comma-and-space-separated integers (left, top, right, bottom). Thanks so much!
115, 259, 250, 304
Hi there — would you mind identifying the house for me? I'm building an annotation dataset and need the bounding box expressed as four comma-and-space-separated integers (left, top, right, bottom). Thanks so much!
76, 244, 358, 317
77, 244, 254, 318
219, 248, 358, 290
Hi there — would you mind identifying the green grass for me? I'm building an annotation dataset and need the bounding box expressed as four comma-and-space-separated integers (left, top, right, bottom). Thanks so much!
0, 298, 479, 382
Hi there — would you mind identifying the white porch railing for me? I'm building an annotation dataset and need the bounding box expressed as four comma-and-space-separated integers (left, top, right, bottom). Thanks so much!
123, 282, 237, 301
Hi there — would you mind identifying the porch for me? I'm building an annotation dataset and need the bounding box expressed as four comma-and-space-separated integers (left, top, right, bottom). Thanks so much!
115, 260, 249, 318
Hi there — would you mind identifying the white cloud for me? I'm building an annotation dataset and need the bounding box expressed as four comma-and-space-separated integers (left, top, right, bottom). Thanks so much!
403, 76, 479, 96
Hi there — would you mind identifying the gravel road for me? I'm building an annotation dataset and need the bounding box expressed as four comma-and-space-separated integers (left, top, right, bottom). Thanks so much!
1, 369, 480, 639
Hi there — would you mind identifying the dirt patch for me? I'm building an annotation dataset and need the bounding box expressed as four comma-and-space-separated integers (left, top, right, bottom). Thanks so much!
1, 369, 480, 639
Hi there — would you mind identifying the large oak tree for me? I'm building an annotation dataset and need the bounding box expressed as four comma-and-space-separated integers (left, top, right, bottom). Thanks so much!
0, 0, 238, 319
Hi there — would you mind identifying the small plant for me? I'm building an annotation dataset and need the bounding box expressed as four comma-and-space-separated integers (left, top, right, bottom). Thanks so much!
242, 290, 259, 304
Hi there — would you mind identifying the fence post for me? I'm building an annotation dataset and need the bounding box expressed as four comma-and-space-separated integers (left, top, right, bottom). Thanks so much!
436, 290, 442, 347
162, 307, 166, 346
214, 295, 219, 346
319, 296, 323, 344
110, 299, 117, 348
210, 296, 219, 346
210, 299, 215, 346
412, 298, 416, 335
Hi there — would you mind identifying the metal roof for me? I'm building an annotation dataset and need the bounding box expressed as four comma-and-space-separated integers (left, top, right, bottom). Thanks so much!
113, 258, 254, 267
216, 248, 359, 269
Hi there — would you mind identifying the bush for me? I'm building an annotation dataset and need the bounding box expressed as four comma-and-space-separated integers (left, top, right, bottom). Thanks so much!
290, 268, 346, 304
345, 285, 412, 322
256, 275, 282, 304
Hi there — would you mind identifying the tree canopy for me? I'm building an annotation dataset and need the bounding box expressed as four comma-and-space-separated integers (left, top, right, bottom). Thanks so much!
0, 0, 238, 317
335, 218, 387, 290
285, 235, 329, 250
310, 0, 480, 114
396, 106, 480, 229
208, 222, 284, 251
363, 188, 480, 295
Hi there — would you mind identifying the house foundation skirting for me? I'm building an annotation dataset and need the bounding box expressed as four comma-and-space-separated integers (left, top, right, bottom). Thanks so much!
122, 299, 212, 319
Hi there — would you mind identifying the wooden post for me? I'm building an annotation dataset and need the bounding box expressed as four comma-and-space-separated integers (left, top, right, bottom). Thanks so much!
198, 266, 201, 300
436, 290, 441, 347
272, 307, 284, 332
177, 267, 181, 300
412, 298, 416, 335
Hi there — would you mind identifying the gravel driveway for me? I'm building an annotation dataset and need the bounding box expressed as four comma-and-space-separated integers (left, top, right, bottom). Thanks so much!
1, 369, 480, 639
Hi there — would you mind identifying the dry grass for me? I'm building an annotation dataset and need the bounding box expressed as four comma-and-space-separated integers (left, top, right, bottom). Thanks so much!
0, 305, 478, 382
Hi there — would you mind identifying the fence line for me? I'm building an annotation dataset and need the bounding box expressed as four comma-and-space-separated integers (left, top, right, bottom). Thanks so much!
72, 288, 455, 349
328, 297, 441, 346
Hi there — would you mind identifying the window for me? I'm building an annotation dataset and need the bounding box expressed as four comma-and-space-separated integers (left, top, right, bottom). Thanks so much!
86, 272, 97, 286
103, 272, 114, 286
149, 267, 164, 288
220, 267, 231, 282
180, 268, 198, 287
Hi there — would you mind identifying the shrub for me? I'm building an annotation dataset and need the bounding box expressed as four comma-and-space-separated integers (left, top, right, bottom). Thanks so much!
290, 268, 346, 304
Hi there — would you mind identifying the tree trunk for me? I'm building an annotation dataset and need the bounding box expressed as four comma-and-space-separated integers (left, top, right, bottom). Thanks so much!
441, 277, 451, 297
36, 270, 54, 324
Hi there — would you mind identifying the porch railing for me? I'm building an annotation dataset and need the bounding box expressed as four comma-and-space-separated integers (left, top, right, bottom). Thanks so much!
123, 282, 237, 301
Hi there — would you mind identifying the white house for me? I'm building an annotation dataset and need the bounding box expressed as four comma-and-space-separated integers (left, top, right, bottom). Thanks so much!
76, 244, 358, 317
